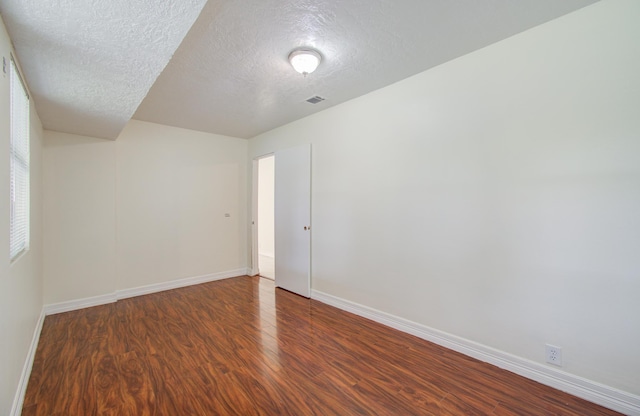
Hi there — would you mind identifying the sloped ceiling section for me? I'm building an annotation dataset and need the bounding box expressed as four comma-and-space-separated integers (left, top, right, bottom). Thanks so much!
134, 0, 598, 139
0, 0, 208, 140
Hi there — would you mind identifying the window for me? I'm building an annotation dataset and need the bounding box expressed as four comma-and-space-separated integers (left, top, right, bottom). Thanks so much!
9, 56, 30, 260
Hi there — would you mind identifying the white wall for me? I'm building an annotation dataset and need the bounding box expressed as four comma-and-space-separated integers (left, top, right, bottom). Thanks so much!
43, 120, 248, 303
43, 132, 116, 304
0, 18, 44, 415
116, 120, 248, 290
258, 155, 274, 258
249, 0, 640, 397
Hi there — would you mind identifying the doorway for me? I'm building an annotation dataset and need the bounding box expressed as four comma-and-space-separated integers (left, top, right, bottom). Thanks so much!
256, 155, 275, 279
252, 144, 311, 298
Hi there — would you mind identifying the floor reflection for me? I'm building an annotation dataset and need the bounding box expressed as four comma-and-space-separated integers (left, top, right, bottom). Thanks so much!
257, 276, 280, 371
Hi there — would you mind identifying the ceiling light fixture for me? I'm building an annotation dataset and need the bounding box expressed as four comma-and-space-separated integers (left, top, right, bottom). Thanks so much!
288, 48, 321, 76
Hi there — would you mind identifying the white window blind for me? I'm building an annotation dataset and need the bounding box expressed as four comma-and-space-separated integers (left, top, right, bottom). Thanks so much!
10, 57, 30, 260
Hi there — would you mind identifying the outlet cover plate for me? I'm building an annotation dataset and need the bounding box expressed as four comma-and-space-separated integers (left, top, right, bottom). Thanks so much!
546, 344, 563, 366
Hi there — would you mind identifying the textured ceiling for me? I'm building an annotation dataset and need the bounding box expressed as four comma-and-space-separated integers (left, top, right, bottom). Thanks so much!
134, 0, 598, 139
1, 0, 597, 140
0, 0, 208, 139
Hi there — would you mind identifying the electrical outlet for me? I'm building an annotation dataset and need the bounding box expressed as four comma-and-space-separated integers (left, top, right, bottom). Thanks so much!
546, 344, 562, 366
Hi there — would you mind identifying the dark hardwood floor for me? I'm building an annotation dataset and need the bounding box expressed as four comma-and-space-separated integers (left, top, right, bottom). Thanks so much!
23, 276, 620, 415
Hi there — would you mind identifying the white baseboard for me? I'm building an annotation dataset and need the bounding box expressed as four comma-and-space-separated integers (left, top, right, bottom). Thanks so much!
10, 309, 45, 416
43, 268, 250, 315
116, 268, 248, 300
43, 292, 117, 315
311, 289, 640, 416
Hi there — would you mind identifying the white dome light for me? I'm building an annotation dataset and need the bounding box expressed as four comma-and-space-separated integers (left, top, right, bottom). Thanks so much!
288, 48, 321, 76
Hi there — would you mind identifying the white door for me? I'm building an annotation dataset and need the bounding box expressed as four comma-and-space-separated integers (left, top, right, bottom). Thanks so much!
275, 143, 311, 297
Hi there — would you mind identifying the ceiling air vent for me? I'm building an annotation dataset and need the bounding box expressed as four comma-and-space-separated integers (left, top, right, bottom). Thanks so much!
306, 96, 325, 104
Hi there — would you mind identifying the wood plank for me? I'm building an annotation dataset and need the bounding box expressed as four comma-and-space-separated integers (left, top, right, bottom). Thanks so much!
23, 276, 622, 415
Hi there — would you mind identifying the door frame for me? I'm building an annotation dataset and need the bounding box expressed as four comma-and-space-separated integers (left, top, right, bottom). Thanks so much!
251, 153, 275, 277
